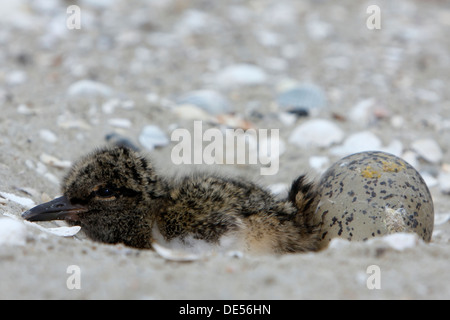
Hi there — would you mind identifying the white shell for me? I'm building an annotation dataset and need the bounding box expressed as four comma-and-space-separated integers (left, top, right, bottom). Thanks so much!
0, 217, 27, 246
0, 191, 35, 209
152, 242, 205, 262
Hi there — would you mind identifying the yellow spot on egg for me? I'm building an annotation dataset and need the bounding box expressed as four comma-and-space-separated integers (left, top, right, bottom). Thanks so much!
361, 166, 381, 179
381, 160, 405, 173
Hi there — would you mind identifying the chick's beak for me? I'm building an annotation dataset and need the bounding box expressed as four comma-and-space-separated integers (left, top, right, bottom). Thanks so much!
22, 196, 88, 222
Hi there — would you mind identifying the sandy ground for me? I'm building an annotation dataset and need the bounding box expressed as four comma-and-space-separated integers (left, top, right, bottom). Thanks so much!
1, 0, 450, 299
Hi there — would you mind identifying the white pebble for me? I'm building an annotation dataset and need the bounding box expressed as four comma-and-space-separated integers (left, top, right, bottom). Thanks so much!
0, 217, 27, 246
380, 140, 403, 157
421, 172, 438, 188
6, 70, 27, 85
268, 183, 288, 196
216, 64, 268, 89
401, 151, 419, 169
102, 99, 120, 114
411, 139, 443, 164
434, 213, 450, 226
108, 118, 132, 128
40, 153, 72, 169
309, 156, 330, 173
289, 119, 344, 149
17, 104, 35, 115
139, 125, 169, 151
330, 131, 381, 157
278, 112, 297, 126
438, 171, 450, 194
67, 80, 113, 97
176, 90, 232, 115
39, 129, 58, 143
349, 98, 376, 126
173, 105, 212, 121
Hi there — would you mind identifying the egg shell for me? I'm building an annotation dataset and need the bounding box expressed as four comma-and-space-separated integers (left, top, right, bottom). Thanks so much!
314, 151, 434, 249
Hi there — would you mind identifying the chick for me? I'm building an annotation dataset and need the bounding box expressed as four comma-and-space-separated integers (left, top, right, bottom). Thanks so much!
23, 146, 319, 254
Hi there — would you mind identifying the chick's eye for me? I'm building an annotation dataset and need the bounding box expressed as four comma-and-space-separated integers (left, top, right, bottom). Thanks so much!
96, 187, 115, 198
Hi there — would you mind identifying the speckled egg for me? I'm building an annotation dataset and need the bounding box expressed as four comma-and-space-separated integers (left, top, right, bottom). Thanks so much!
314, 151, 434, 249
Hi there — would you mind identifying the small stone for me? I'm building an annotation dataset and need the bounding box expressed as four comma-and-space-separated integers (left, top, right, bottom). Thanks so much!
216, 64, 268, 89
17, 104, 35, 115
6, 70, 27, 85
309, 156, 330, 173
402, 151, 420, 169
276, 84, 326, 115
108, 118, 132, 129
420, 172, 437, 188
330, 131, 382, 157
380, 140, 403, 157
289, 119, 344, 149
411, 139, 443, 164
139, 125, 169, 151
349, 98, 376, 126
434, 213, 450, 226
267, 183, 288, 196
438, 171, 450, 195
0, 217, 27, 246
176, 90, 232, 115
39, 129, 58, 143
173, 105, 212, 121
102, 99, 120, 114
67, 80, 113, 97
278, 112, 297, 127
39, 153, 72, 169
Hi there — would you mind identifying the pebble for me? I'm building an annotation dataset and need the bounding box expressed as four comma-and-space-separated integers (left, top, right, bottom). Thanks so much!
330, 131, 381, 157
276, 84, 326, 115
39, 153, 72, 169
421, 172, 438, 188
108, 118, 132, 129
17, 104, 35, 115
176, 90, 232, 115
434, 213, 450, 226
267, 183, 288, 196
215, 64, 268, 89
278, 112, 297, 127
309, 156, 330, 173
39, 129, 58, 143
67, 79, 114, 97
411, 138, 443, 164
138, 125, 169, 151
438, 171, 450, 194
0, 217, 27, 246
173, 105, 212, 121
288, 119, 344, 148
6, 70, 27, 85
349, 98, 376, 126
